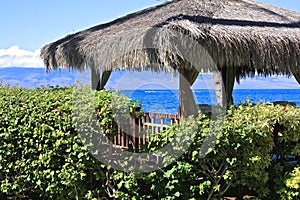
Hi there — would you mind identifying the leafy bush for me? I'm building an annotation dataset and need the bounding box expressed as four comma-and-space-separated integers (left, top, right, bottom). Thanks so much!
0, 86, 112, 199
277, 166, 300, 200
1, 85, 300, 199
112, 102, 300, 200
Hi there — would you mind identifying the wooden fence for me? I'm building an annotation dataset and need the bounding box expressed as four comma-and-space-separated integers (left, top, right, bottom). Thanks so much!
110, 104, 215, 150
111, 112, 180, 150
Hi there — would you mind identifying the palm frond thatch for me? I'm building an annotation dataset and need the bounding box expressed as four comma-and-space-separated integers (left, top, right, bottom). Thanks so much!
40, 0, 300, 79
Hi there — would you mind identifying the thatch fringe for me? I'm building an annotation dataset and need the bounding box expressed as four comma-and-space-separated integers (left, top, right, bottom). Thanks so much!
40, 0, 300, 80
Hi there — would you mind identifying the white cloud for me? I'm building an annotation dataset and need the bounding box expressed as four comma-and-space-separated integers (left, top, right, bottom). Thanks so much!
0, 45, 44, 68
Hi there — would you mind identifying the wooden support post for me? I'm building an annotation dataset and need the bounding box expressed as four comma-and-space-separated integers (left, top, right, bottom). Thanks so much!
179, 71, 198, 119
99, 70, 112, 90
213, 67, 235, 108
91, 69, 112, 90
91, 68, 100, 90
213, 70, 226, 108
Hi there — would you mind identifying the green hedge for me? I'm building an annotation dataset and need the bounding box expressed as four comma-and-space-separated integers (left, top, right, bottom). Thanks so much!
113, 101, 300, 200
0, 86, 110, 199
1, 85, 300, 199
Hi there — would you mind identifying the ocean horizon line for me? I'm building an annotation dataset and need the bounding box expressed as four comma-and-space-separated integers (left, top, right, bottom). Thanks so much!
117, 88, 300, 91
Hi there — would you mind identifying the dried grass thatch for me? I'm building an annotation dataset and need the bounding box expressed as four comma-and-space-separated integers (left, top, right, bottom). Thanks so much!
40, 0, 300, 80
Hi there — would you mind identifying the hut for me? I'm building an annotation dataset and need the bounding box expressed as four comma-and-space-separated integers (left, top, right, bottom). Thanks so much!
41, 0, 300, 118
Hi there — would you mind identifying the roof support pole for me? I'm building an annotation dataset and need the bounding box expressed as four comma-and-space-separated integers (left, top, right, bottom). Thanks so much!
91, 68, 112, 90
91, 67, 100, 90
98, 70, 112, 90
213, 70, 226, 108
290, 65, 300, 85
178, 67, 199, 119
222, 67, 235, 106
213, 67, 235, 108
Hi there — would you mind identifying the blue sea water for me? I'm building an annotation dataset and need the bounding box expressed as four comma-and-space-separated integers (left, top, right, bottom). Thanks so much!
120, 89, 300, 114
1, 68, 299, 114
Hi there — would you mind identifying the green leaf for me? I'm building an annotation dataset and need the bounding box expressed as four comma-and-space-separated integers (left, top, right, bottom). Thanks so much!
174, 191, 180, 197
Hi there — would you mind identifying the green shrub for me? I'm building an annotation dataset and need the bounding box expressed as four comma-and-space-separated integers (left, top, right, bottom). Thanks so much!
276, 166, 300, 200
0, 86, 111, 199
112, 102, 300, 200
1, 85, 300, 199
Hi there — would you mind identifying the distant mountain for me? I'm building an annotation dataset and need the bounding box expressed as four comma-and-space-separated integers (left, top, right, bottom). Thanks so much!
0, 67, 299, 89
0, 67, 77, 88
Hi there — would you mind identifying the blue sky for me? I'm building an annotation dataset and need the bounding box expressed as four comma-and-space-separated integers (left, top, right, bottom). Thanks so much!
0, 0, 164, 51
0, 0, 300, 89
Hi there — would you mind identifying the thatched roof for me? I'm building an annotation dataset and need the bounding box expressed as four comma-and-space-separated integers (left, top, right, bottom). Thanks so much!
41, 0, 300, 79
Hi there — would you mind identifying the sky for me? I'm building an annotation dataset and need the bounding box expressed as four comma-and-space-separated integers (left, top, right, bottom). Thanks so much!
0, 0, 300, 89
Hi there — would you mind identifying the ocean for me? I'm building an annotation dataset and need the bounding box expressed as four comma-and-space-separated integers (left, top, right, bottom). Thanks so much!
120, 89, 300, 114
1, 68, 299, 114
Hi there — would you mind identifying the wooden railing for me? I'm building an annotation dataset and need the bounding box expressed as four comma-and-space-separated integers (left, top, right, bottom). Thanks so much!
112, 112, 180, 150
111, 104, 216, 150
